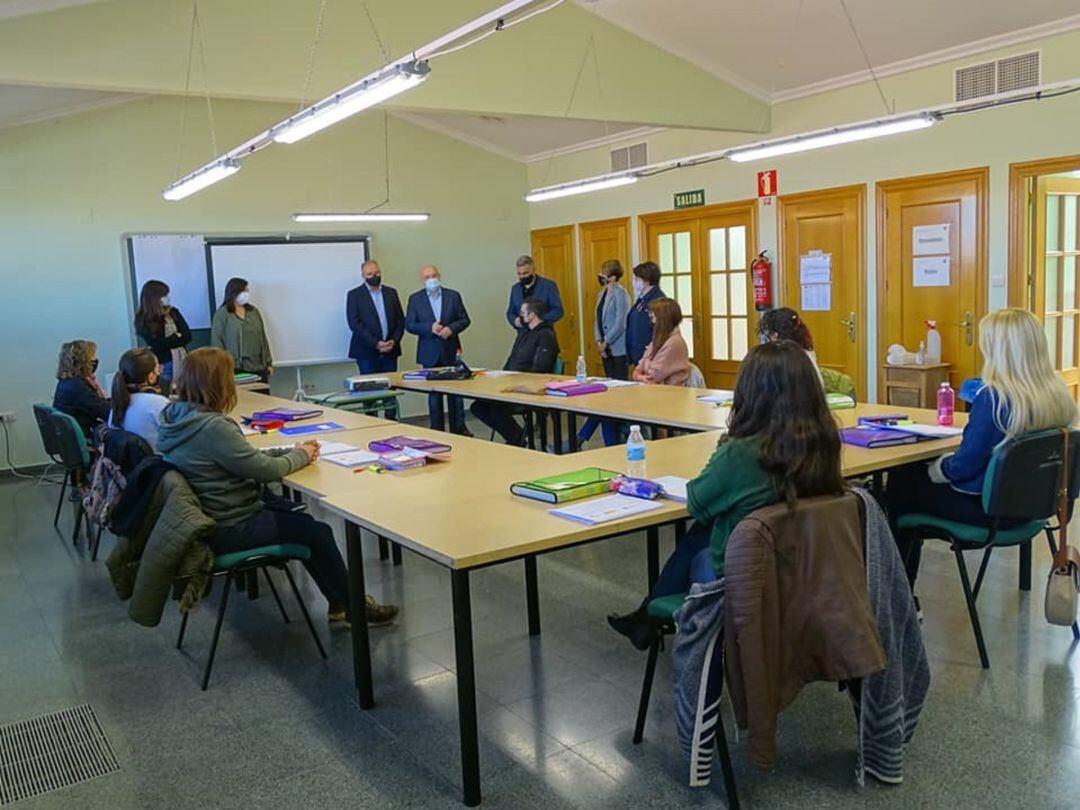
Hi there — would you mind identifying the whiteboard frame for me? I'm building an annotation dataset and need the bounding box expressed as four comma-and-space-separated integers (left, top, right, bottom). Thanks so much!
204, 234, 374, 368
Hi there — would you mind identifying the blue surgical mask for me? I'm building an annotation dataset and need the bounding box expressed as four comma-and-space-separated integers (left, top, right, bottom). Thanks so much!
632, 278, 645, 297
425, 278, 441, 293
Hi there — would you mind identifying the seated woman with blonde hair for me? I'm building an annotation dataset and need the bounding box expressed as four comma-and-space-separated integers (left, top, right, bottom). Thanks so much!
632, 298, 690, 386
53, 339, 111, 437
887, 308, 1078, 592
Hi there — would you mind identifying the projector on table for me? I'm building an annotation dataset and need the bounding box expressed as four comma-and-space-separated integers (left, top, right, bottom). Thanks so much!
345, 376, 391, 392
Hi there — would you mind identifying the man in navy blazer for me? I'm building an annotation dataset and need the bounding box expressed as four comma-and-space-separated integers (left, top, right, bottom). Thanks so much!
506, 255, 563, 332
405, 264, 472, 435
347, 260, 405, 374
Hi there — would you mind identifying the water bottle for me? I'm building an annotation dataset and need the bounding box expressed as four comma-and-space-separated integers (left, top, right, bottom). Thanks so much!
925, 320, 942, 364
937, 381, 955, 426
626, 425, 647, 478
575, 355, 587, 384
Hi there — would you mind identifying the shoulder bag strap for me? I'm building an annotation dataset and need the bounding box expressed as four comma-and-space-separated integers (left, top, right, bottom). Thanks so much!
1055, 428, 1071, 572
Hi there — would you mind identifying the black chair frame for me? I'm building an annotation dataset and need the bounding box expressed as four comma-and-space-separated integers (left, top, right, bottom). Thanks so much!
176, 556, 328, 690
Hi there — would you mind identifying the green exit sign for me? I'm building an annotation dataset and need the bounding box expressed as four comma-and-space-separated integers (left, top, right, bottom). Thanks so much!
673, 189, 705, 209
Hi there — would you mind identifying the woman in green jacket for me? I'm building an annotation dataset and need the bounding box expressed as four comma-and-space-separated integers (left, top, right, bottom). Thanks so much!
608, 340, 845, 649
211, 277, 274, 382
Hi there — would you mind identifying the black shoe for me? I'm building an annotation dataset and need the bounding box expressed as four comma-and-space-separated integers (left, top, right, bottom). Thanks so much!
452, 426, 475, 438
607, 609, 658, 651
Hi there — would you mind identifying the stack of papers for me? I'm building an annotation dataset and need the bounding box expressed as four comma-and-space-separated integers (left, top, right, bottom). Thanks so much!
652, 476, 689, 503
261, 441, 378, 468
880, 423, 963, 438
697, 391, 735, 405
588, 378, 640, 388
550, 494, 664, 525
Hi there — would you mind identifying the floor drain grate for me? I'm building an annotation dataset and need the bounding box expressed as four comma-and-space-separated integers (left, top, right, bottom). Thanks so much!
0, 704, 119, 805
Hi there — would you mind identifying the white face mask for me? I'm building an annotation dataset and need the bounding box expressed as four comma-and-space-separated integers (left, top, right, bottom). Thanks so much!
632, 278, 645, 297
160, 295, 171, 308
235, 291, 251, 306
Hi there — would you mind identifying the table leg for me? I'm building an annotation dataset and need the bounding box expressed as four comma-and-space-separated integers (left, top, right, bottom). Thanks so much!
392, 542, 403, 566
451, 569, 481, 806
1019, 542, 1032, 592
871, 471, 885, 501
524, 555, 541, 636
567, 412, 578, 452
345, 521, 374, 709
646, 526, 660, 590
551, 410, 563, 455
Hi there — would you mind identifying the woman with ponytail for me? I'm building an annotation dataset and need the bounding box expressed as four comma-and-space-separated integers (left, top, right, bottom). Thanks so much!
109, 348, 169, 450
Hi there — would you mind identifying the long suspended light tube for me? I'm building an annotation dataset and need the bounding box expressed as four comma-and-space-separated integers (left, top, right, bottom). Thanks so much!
727, 113, 937, 162
162, 0, 564, 201
272, 62, 431, 145
292, 212, 430, 222
524, 173, 637, 202
162, 159, 240, 201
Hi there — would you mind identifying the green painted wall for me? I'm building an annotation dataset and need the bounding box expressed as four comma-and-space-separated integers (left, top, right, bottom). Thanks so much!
0, 95, 529, 469
526, 28, 1080, 400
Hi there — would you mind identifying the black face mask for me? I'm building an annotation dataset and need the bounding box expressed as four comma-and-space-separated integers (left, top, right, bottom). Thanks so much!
91, 359, 99, 373
368, 274, 382, 288
598, 275, 607, 287
520, 274, 535, 287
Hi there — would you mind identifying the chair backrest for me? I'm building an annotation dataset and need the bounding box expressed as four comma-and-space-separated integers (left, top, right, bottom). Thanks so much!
553, 356, 566, 375
686, 363, 707, 389
982, 428, 1080, 520
48, 410, 91, 470
33, 403, 62, 458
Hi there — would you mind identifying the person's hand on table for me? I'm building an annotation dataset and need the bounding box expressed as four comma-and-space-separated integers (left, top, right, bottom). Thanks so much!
297, 440, 320, 462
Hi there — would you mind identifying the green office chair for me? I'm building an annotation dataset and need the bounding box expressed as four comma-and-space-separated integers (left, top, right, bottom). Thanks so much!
47, 409, 93, 545
33, 404, 68, 527
897, 429, 1080, 669
176, 544, 328, 690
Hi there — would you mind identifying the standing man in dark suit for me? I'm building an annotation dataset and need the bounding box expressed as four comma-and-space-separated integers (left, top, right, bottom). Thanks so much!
506, 255, 564, 332
405, 265, 473, 435
346, 260, 405, 374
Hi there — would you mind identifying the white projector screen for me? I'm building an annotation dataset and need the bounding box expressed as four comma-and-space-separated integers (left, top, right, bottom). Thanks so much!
208, 239, 369, 366
128, 234, 212, 329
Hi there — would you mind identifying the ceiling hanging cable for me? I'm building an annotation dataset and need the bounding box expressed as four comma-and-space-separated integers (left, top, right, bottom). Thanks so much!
172, 1, 199, 182
424, 0, 566, 61
360, 1, 392, 66
298, 0, 330, 111
839, 0, 892, 115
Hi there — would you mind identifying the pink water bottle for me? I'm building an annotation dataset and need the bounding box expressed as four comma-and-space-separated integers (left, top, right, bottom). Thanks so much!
937, 381, 955, 426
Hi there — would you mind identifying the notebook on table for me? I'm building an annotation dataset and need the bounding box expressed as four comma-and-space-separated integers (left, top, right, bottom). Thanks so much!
651, 475, 689, 503
250, 407, 323, 422
697, 391, 734, 405
368, 436, 452, 458
840, 426, 920, 448
511, 468, 619, 504
278, 421, 345, 436
544, 381, 608, 397
826, 393, 856, 410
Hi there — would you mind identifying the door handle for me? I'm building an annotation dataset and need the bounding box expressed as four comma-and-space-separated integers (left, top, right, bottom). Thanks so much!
839, 311, 857, 343
955, 311, 973, 346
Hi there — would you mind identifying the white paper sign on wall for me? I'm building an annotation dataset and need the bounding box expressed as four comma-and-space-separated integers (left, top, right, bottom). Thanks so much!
913, 256, 951, 287
912, 223, 950, 256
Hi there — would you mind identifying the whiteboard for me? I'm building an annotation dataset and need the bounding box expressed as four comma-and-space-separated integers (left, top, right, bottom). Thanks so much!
207, 239, 370, 366
128, 234, 212, 328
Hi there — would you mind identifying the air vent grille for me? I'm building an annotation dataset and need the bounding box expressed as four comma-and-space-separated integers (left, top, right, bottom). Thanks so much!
955, 51, 1040, 101
610, 142, 648, 173
997, 51, 1040, 94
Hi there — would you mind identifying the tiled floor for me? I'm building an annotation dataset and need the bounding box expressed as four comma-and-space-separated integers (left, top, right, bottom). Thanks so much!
3, 463, 1080, 808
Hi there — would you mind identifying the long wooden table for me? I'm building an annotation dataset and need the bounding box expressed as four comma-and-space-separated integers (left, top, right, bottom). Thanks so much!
314, 406, 964, 806
233, 390, 393, 435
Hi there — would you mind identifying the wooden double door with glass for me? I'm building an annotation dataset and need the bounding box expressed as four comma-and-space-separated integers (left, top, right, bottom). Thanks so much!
639, 201, 758, 389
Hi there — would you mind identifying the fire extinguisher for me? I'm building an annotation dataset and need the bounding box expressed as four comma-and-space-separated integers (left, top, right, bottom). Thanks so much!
751, 250, 773, 311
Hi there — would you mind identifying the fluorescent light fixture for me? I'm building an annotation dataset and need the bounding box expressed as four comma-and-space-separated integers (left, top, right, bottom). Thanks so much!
162, 159, 240, 201
292, 212, 430, 222
272, 62, 430, 145
727, 114, 937, 163
525, 174, 638, 203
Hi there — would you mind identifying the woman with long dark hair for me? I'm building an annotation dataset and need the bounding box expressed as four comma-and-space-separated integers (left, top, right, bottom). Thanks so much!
632, 297, 690, 386
134, 280, 191, 387
608, 340, 845, 649
109, 347, 168, 450
210, 277, 274, 382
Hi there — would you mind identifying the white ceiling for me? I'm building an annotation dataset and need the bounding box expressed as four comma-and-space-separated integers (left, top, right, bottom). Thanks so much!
579, 0, 1080, 99
0, 83, 132, 129
0, 0, 102, 21
396, 110, 649, 162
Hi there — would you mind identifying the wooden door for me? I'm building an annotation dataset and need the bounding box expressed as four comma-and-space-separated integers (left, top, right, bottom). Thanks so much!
877, 169, 988, 392
1032, 176, 1080, 398
640, 201, 757, 388
578, 217, 631, 375
530, 225, 579, 365
779, 185, 866, 397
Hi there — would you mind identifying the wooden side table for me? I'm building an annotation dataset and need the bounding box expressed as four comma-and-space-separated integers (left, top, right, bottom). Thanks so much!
883, 363, 950, 408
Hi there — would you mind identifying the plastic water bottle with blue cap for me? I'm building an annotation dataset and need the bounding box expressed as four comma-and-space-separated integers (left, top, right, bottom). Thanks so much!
575, 355, 587, 384
626, 425, 646, 478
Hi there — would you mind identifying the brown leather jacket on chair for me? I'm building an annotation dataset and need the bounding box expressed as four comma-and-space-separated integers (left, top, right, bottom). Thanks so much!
723, 492, 886, 770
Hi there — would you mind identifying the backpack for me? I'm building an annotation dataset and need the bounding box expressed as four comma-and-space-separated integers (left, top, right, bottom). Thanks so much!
83, 455, 126, 528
